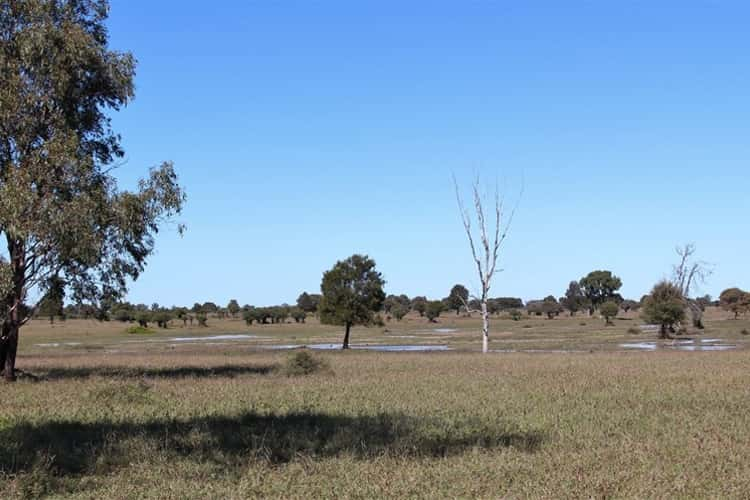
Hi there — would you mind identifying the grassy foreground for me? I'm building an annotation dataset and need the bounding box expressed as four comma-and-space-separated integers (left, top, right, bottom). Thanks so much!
2, 344, 750, 498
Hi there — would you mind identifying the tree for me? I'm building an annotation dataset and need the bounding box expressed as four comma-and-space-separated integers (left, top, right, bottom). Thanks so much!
454, 176, 518, 353
227, 299, 240, 318
579, 271, 622, 314
319, 255, 385, 349
425, 300, 444, 323
296, 292, 318, 313
541, 296, 562, 319
599, 301, 619, 326
0, 1, 185, 380
411, 296, 427, 317
671, 244, 713, 329
291, 308, 307, 323
36, 276, 65, 324
641, 281, 686, 338
561, 281, 587, 316
391, 303, 408, 321
719, 288, 750, 319
447, 284, 469, 315
201, 302, 218, 314
620, 299, 639, 313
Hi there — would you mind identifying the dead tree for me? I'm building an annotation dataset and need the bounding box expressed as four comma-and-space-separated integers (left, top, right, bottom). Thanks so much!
672, 243, 712, 330
454, 176, 518, 353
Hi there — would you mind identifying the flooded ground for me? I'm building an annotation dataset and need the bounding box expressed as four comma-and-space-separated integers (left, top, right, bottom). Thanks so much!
620, 338, 737, 351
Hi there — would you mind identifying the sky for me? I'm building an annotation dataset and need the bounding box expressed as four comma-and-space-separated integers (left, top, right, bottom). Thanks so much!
105, 1, 749, 307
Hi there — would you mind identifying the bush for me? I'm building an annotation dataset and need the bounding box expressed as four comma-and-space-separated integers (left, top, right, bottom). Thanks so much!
508, 309, 522, 321
627, 327, 640, 335
126, 325, 154, 335
283, 350, 329, 376
742, 329, 749, 336
600, 301, 619, 326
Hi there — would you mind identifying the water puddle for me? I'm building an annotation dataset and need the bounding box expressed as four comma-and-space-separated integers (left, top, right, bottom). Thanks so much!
433, 328, 458, 333
620, 338, 737, 352
168, 334, 258, 342
35, 342, 82, 348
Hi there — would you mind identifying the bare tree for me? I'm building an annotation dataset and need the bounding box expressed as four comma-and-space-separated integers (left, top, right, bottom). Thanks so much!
454, 175, 518, 353
671, 243, 713, 329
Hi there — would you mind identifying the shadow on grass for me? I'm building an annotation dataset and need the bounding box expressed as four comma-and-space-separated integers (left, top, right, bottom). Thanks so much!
20, 364, 278, 381
0, 412, 543, 475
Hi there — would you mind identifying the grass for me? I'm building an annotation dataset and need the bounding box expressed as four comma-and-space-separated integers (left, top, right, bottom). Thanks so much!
2, 310, 750, 498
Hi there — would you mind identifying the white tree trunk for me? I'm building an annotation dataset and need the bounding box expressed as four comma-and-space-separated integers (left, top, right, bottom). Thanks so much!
481, 300, 489, 353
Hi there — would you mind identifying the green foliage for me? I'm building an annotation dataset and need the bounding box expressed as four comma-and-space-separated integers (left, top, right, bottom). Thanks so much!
319, 255, 386, 329
561, 281, 588, 316
283, 350, 329, 376
447, 284, 469, 315
0, 0, 185, 380
425, 301, 444, 322
508, 309, 522, 321
599, 301, 619, 325
391, 304, 408, 321
227, 299, 240, 318
410, 296, 428, 317
296, 292, 320, 313
135, 312, 152, 328
541, 296, 562, 319
291, 308, 307, 323
126, 325, 154, 335
719, 288, 750, 319
579, 271, 623, 312
641, 281, 686, 337
196, 312, 208, 327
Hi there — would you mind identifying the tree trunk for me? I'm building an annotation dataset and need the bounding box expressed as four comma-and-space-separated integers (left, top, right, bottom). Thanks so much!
1, 322, 18, 381
481, 300, 489, 353
342, 322, 351, 350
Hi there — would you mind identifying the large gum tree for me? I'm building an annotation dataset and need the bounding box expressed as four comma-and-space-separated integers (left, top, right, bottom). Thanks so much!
0, 0, 185, 381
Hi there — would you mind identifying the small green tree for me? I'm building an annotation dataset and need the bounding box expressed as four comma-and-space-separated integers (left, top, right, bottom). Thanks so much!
600, 301, 619, 326
719, 288, 750, 319
196, 312, 208, 327
411, 296, 428, 317
319, 255, 386, 349
425, 300, 444, 322
391, 303, 408, 321
447, 284, 469, 315
541, 295, 562, 319
227, 299, 240, 318
641, 281, 686, 338
291, 308, 307, 323
561, 281, 587, 316
296, 292, 318, 313
579, 271, 623, 314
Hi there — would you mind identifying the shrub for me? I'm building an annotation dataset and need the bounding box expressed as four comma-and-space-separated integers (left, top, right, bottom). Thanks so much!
196, 312, 208, 327
126, 325, 154, 335
283, 350, 329, 376
627, 327, 640, 335
600, 301, 619, 326
508, 309, 522, 321
742, 329, 749, 336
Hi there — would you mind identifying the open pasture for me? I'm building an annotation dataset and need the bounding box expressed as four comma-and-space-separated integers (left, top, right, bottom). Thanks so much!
2, 312, 750, 498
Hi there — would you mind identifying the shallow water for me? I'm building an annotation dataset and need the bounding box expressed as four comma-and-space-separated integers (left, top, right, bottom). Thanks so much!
620, 339, 737, 351
433, 328, 458, 333
168, 334, 258, 342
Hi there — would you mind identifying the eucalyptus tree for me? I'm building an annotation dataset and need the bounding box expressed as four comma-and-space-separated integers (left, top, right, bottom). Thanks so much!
0, 1, 185, 380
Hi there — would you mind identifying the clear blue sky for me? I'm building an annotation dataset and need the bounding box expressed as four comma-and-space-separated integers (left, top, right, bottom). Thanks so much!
106, 1, 749, 307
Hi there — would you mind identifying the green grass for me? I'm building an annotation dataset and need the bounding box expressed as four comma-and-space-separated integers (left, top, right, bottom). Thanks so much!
2, 311, 750, 498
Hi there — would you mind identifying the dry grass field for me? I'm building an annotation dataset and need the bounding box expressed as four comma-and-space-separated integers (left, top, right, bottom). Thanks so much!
2, 309, 750, 498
